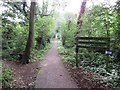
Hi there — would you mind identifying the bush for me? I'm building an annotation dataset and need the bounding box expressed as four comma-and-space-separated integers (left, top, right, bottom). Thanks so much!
1, 67, 13, 87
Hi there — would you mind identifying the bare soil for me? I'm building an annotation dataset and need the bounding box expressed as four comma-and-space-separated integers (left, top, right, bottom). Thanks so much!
3, 60, 40, 88
63, 62, 113, 90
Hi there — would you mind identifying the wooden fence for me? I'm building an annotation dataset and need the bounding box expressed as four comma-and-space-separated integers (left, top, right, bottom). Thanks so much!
75, 36, 110, 67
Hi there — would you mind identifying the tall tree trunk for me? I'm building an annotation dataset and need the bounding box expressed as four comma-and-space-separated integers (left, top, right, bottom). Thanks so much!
21, 1, 36, 64
77, 0, 88, 30
75, 0, 88, 67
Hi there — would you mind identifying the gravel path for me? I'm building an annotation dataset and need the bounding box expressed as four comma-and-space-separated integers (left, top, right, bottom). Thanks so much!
35, 39, 77, 88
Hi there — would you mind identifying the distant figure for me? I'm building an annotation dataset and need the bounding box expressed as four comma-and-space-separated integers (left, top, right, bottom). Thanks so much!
55, 33, 58, 39
36, 36, 42, 49
47, 37, 50, 43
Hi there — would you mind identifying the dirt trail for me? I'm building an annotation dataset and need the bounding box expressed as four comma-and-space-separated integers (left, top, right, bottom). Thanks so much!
35, 39, 77, 88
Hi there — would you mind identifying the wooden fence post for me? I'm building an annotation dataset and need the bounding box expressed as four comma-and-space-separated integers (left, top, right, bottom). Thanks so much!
106, 38, 110, 71
76, 37, 79, 67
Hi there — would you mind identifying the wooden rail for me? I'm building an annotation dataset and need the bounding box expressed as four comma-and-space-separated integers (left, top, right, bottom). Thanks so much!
75, 36, 110, 67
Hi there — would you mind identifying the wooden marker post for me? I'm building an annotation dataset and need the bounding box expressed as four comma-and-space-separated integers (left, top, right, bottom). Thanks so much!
76, 37, 79, 67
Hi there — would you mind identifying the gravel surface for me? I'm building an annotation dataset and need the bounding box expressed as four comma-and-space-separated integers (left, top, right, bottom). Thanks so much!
35, 39, 78, 88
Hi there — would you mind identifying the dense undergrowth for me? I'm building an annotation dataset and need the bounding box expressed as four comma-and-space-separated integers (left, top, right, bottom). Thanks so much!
1, 66, 13, 88
58, 40, 120, 90
31, 40, 53, 62
1, 40, 53, 88
58, 1, 120, 90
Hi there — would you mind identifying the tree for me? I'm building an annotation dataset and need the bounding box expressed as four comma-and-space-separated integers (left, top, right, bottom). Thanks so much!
114, 0, 120, 47
1, 1, 30, 59
60, 12, 77, 48
77, 0, 88, 30
4, 1, 30, 23
21, 1, 36, 64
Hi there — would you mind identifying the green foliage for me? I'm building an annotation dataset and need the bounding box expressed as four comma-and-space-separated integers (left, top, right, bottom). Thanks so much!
2, 1, 55, 60
58, 41, 76, 66
81, 4, 115, 37
31, 42, 53, 61
2, 22, 28, 60
35, 16, 55, 40
58, 38, 120, 89
1, 67, 13, 87
59, 3, 120, 89
1, 0, 120, 89
79, 2, 120, 89
114, 0, 120, 46
60, 19, 77, 48
80, 49, 107, 67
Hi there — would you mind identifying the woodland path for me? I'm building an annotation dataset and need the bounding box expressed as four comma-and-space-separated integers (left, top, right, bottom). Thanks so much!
35, 38, 78, 88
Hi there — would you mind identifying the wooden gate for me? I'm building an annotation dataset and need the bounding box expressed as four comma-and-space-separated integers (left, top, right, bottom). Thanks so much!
75, 36, 110, 67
